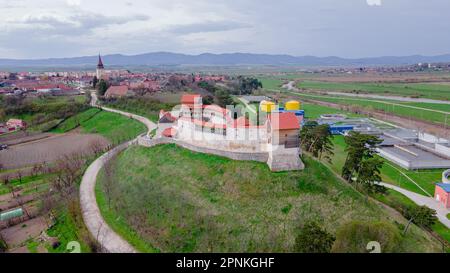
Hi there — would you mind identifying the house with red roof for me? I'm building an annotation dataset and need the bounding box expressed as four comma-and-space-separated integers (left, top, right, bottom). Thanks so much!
105, 85, 130, 98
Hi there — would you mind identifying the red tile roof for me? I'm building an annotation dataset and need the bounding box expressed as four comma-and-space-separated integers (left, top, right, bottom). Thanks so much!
268, 112, 300, 130
181, 94, 202, 105
105, 85, 129, 97
162, 127, 177, 137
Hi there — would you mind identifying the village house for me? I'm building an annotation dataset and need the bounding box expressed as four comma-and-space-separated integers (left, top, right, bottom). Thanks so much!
6, 119, 27, 130
104, 85, 131, 98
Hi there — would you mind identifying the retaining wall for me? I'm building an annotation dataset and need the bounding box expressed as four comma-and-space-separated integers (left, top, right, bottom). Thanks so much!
138, 136, 269, 163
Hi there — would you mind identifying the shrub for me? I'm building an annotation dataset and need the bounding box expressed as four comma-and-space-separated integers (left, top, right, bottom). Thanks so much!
294, 221, 335, 253
332, 221, 401, 253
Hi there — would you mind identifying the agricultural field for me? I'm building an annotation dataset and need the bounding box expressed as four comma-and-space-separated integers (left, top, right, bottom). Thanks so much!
283, 92, 449, 126
0, 94, 89, 132
0, 172, 93, 253
0, 133, 109, 170
96, 144, 441, 253
296, 81, 450, 101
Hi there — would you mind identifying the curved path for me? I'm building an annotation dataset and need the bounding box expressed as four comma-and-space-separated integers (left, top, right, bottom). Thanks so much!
380, 182, 450, 229
80, 92, 156, 253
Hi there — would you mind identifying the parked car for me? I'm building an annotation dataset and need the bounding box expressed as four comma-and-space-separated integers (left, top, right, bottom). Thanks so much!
0, 144, 7, 150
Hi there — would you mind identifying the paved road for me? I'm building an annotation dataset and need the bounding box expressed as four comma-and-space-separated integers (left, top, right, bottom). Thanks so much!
80, 91, 157, 253
80, 141, 137, 253
380, 182, 450, 229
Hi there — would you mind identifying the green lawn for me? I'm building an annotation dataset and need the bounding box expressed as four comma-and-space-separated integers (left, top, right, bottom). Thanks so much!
100, 97, 176, 123
95, 144, 440, 253
259, 78, 285, 91
51, 108, 146, 143
297, 81, 450, 101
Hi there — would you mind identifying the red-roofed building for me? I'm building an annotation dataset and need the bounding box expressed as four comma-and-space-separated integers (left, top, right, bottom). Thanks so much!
267, 113, 300, 148
181, 94, 202, 107
162, 127, 177, 138
159, 110, 177, 123
105, 85, 130, 98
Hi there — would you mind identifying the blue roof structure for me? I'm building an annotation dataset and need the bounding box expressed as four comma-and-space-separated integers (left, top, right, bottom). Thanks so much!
436, 183, 450, 193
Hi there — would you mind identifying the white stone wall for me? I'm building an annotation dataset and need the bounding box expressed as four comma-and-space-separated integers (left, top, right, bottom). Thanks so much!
435, 143, 450, 158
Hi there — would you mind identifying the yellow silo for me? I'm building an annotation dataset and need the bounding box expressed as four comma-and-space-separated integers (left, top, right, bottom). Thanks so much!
285, 100, 301, 111
260, 100, 276, 113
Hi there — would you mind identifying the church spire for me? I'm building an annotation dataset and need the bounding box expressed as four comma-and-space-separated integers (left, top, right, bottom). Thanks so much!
97, 54, 104, 69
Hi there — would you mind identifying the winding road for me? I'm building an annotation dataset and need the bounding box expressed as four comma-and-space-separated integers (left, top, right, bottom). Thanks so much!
80, 92, 156, 253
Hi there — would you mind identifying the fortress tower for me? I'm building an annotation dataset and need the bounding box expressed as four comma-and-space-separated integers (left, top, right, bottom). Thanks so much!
96, 54, 104, 79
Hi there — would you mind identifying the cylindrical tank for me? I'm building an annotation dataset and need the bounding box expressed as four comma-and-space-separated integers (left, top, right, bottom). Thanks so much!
260, 100, 276, 112
285, 100, 301, 111
443, 169, 450, 184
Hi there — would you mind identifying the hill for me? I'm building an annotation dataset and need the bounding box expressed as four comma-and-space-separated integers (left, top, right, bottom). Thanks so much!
3, 52, 450, 67
95, 144, 441, 253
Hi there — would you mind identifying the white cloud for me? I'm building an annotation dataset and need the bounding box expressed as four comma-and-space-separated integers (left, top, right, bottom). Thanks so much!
67, 0, 81, 7
366, 0, 382, 6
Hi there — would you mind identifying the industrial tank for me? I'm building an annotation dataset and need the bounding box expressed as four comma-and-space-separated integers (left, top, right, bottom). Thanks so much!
285, 100, 301, 111
260, 101, 276, 113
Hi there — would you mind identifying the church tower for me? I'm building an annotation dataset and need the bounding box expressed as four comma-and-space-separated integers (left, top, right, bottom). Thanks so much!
96, 54, 104, 79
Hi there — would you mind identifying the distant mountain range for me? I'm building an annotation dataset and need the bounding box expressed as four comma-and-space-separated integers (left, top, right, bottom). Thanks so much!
2, 52, 450, 67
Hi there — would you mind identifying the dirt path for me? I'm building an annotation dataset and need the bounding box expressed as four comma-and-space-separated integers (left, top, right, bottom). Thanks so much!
80, 91, 157, 253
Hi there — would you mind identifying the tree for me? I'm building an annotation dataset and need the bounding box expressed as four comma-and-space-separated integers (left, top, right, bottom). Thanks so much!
403, 206, 437, 234
300, 122, 334, 162
342, 132, 384, 194
97, 79, 109, 97
92, 76, 98, 88
237, 76, 262, 95
202, 95, 214, 105
215, 89, 234, 108
354, 157, 386, 196
294, 221, 335, 253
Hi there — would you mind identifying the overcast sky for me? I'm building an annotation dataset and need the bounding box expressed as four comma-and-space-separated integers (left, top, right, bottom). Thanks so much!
0, 0, 449, 59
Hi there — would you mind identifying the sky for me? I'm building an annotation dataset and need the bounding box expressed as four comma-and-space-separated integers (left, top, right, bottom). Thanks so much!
0, 0, 449, 59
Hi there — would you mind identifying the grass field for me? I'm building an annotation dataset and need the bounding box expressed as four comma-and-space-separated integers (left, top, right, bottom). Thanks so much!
285, 92, 449, 126
96, 144, 441, 253
100, 97, 176, 122
257, 77, 450, 125
297, 81, 450, 101
51, 108, 146, 143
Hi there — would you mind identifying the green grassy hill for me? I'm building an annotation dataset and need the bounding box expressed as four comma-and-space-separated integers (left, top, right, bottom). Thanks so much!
96, 144, 441, 253
51, 108, 146, 143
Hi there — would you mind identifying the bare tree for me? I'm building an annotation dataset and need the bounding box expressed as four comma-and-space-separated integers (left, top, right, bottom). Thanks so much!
50, 152, 85, 200
88, 139, 106, 157
1, 175, 15, 198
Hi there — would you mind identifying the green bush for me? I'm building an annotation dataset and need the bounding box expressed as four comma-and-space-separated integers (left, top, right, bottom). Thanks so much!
294, 221, 335, 253
332, 221, 401, 253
